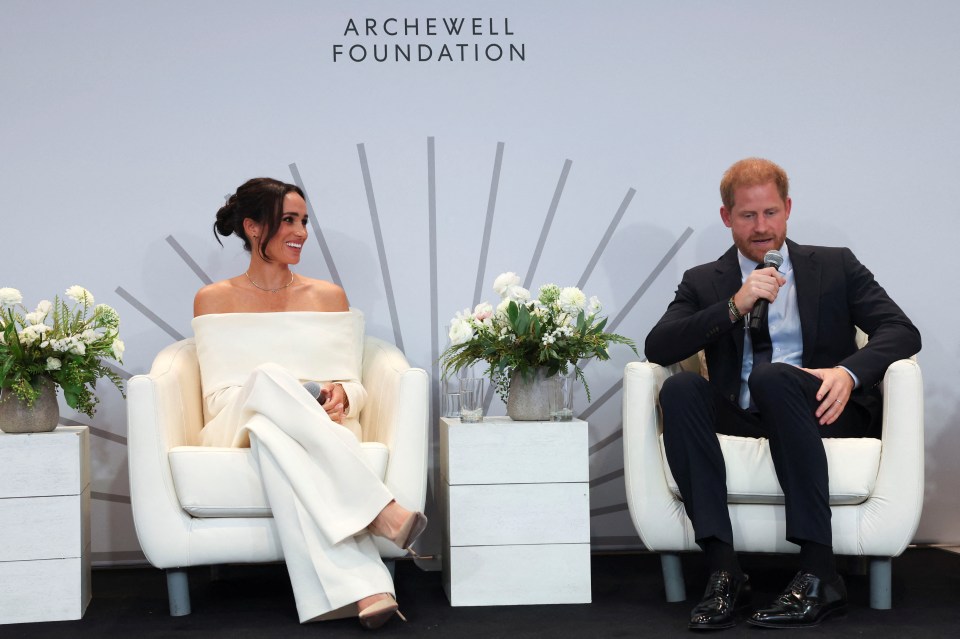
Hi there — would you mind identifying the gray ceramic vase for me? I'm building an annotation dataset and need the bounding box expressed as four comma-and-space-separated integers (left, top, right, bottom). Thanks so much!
506, 368, 554, 421
0, 376, 60, 434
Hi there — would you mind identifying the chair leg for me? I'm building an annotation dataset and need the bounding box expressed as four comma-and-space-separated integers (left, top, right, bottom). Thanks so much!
166, 568, 192, 616
869, 557, 892, 610
661, 552, 686, 602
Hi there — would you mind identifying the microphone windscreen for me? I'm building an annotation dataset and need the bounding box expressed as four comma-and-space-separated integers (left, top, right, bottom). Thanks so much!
764, 250, 784, 270
302, 381, 323, 400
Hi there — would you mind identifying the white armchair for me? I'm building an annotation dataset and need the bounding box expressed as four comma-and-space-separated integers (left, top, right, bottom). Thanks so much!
623, 354, 923, 610
127, 336, 429, 616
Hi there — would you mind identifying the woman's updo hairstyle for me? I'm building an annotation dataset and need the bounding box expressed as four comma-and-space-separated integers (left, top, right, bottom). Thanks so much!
214, 177, 306, 262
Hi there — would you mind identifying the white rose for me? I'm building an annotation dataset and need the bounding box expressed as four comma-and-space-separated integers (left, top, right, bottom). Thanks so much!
473, 302, 493, 321
505, 285, 530, 303
69, 339, 86, 356
46, 357, 62, 371
587, 295, 602, 316
0, 287, 23, 306
492, 272, 521, 297
65, 285, 94, 306
112, 338, 125, 362
448, 318, 475, 346
558, 287, 587, 314
18, 326, 41, 346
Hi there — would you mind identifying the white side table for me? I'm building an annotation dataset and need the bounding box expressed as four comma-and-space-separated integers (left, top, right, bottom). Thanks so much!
440, 416, 591, 606
0, 426, 91, 624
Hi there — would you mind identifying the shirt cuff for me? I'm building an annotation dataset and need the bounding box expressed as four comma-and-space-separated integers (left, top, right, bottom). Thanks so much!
837, 366, 860, 388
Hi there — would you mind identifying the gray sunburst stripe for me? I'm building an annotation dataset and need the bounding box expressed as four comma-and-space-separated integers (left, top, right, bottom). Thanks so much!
289, 162, 343, 287
165, 235, 212, 285
59, 417, 127, 445
608, 226, 694, 333
523, 158, 572, 289
115, 287, 185, 341
589, 467, 625, 488
92, 492, 131, 504
474, 142, 505, 306
577, 188, 636, 289
357, 144, 404, 351
579, 379, 623, 421
589, 424, 623, 455
428, 137, 441, 428
591, 503, 629, 517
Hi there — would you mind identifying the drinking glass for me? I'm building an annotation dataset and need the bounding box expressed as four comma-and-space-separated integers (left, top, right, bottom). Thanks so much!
459, 378, 484, 423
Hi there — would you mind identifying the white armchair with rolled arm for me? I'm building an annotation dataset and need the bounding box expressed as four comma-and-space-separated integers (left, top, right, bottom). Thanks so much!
623, 347, 923, 610
127, 336, 429, 616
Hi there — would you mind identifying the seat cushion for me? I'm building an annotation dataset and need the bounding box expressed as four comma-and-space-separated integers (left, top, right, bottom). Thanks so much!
169, 443, 390, 517
659, 434, 881, 505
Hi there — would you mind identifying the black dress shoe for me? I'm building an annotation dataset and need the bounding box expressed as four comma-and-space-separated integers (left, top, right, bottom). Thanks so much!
688, 571, 751, 631
747, 571, 847, 628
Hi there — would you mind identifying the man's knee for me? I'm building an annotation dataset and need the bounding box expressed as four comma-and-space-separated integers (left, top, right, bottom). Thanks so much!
660, 370, 709, 405
748, 362, 804, 400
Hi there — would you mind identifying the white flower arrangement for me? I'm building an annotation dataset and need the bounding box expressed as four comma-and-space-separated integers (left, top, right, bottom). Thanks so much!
1, 285, 125, 416
441, 272, 636, 401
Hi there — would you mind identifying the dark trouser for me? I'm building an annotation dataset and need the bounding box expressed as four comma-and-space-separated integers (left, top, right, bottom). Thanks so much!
660, 363, 874, 548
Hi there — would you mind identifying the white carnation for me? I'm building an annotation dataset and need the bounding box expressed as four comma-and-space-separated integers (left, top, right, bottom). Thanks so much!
24, 311, 46, 325
0, 287, 22, 306
493, 272, 521, 297
496, 298, 512, 316
46, 357, 62, 371
65, 285, 94, 306
69, 339, 86, 356
558, 287, 587, 314
448, 319, 475, 346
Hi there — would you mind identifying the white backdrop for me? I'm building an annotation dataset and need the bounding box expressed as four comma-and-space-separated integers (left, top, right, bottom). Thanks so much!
3, 0, 959, 565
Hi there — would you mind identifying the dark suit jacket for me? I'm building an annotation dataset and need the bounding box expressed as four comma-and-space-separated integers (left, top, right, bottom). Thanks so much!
645, 239, 921, 428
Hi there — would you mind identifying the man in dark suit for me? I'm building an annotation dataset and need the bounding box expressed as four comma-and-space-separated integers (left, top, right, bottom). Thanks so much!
645, 158, 920, 630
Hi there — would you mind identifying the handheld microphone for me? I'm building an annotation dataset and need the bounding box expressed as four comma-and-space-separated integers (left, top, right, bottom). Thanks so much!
303, 381, 329, 404
748, 249, 784, 330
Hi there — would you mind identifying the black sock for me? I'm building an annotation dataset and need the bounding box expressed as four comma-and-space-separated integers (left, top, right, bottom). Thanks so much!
700, 537, 742, 577
799, 541, 837, 581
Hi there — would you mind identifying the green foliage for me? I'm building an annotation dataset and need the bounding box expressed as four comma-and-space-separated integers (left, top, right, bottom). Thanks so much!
0, 287, 125, 417
441, 277, 637, 403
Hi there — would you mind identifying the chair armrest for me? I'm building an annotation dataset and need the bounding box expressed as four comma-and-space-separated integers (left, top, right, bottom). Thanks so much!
864, 358, 924, 555
127, 339, 203, 568
623, 361, 691, 550
359, 337, 429, 514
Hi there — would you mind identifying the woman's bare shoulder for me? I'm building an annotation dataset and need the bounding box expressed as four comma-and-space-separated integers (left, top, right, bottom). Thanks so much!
298, 276, 350, 311
194, 278, 244, 316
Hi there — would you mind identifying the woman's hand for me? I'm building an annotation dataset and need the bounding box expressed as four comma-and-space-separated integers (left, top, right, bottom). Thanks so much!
320, 382, 348, 424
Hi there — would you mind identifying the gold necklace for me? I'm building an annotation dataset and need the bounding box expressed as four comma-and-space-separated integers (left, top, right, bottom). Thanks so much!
245, 270, 295, 293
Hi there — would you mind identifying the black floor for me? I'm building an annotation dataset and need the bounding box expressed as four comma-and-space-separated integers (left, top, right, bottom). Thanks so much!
7, 548, 960, 638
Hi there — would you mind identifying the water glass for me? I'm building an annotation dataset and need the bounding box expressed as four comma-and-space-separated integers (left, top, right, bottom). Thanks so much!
459, 378, 484, 423
442, 378, 461, 418
550, 372, 575, 422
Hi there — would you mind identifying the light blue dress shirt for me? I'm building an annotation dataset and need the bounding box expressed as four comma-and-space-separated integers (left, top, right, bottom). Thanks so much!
738, 244, 803, 409
737, 243, 858, 410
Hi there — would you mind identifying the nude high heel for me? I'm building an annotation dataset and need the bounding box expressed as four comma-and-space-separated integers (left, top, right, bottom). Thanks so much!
358, 594, 406, 630
368, 507, 428, 551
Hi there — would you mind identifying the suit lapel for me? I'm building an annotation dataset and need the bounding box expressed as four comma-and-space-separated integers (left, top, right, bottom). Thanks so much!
788, 239, 821, 366
714, 247, 746, 363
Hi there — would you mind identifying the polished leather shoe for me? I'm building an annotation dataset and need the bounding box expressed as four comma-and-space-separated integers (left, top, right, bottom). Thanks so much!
688, 571, 751, 630
747, 571, 847, 628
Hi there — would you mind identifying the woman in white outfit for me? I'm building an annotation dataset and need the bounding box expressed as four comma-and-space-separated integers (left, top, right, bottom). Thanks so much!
193, 177, 426, 629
